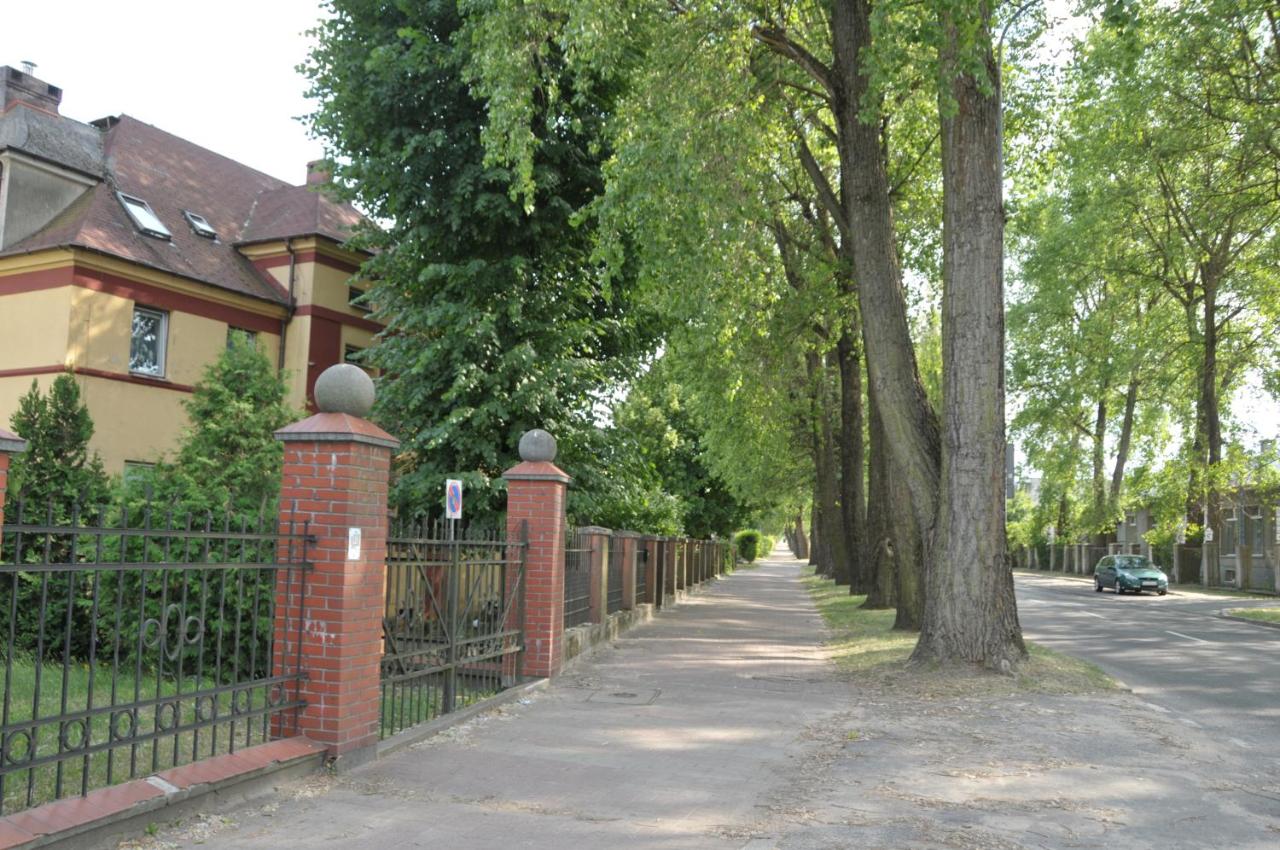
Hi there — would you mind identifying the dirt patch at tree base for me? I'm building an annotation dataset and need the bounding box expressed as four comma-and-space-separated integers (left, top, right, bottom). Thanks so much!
717, 687, 1280, 849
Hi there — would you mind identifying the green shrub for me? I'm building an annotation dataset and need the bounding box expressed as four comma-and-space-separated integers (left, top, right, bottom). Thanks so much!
734, 529, 762, 562
759, 535, 776, 557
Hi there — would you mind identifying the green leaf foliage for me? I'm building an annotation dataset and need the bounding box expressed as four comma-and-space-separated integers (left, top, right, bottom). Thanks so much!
6, 375, 110, 516
303, 0, 657, 521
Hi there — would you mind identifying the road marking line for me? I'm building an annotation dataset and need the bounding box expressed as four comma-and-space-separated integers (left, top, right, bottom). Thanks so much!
1179, 718, 1201, 728
1141, 703, 1170, 714
1081, 612, 1107, 619
1166, 630, 1209, 644
1229, 737, 1250, 750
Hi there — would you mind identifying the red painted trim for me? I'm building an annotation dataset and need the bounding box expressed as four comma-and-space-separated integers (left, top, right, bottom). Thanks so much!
0, 265, 75, 294
0, 365, 195, 393
295, 303, 383, 333
1, 263, 285, 334
71, 267, 284, 335
249, 249, 362, 275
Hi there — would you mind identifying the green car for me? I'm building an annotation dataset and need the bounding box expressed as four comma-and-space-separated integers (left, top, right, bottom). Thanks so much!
1094, 554, 1169, 595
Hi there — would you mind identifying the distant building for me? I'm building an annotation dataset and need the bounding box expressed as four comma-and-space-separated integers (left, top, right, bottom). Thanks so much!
0, 64, 380, 474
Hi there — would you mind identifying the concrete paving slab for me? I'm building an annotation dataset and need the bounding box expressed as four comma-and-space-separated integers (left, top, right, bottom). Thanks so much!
135, 554, 852, 849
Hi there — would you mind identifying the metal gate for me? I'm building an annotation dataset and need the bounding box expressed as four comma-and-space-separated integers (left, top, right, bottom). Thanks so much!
380, 520, 526, 738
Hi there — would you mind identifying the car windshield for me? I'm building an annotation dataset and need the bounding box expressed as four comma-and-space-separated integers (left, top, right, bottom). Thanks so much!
1115, 556, 1153, 570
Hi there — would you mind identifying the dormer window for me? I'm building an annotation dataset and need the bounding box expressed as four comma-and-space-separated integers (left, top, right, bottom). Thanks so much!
116, 192, 170, 239
182, 210, 217, 239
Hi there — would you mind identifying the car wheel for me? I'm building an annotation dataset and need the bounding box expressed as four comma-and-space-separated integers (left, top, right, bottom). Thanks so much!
1115, 584, 1124, 595
1095, 579, 1103, 593
1158, 589, 1167, 596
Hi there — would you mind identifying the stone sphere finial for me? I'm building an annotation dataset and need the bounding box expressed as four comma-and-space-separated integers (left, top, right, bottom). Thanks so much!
314, 364, 375, 418
519, 429, 557, 463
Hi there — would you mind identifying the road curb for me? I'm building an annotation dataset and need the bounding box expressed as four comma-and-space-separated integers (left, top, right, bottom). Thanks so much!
1219, 611, 1280, 631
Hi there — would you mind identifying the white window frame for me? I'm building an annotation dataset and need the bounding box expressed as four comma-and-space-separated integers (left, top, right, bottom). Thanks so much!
116, 192, 171, 239
130, 306, 169, 378
183, 209, 217, 239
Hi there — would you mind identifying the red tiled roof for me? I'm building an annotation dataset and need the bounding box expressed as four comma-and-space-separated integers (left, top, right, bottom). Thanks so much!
1, 115, 366, 304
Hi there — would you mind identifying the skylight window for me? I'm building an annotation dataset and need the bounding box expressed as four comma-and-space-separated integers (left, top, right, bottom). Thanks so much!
183, 210, 217, 239
116, 192, 170, 239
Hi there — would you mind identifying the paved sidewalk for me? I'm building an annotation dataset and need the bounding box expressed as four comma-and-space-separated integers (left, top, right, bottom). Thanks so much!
146, 553, 850, 849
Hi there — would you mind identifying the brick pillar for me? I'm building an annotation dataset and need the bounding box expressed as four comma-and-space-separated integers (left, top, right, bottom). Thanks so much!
619, 533, 638, 609
272, 369, 398, 766
643, 537, 659, 606
670, 540, 680, 601
580, 527, 611, 624
504, 430, 570, 679
0, 428, 28, 531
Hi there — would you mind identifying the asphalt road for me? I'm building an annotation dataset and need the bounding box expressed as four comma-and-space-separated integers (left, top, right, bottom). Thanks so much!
1016, 571, 1280, 751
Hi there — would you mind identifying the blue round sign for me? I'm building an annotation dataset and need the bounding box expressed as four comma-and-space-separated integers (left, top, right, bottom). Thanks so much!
445, 480, 463, 519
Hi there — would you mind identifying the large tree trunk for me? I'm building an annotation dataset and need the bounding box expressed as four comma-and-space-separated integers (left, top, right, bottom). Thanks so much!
837, 328, 867, 594
1090, 395, 1108, 540
890, 460, 925, 630
1109, 377, 1139, 509
792, 508, 810, 560
911, 9, 1024, 668
1194, 274, 1223, 582
808, 497, 820, 567
810, 352, 851, 584
831, 0, 942, 558
863, 380, 897, 610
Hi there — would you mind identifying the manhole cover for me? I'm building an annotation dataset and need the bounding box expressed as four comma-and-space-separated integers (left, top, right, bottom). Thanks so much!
586, 688, 660, 705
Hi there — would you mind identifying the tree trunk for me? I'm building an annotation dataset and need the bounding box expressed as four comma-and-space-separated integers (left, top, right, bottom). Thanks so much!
1196, 273, 1223, 583
863, 380, 897, 610
831, 0, 942, 558
911, 9, 1024, 668
792, 508, 810, 560
837, 328, 867, 594
890, 462, 924, 630
810, 352, 851, 584
1109, 377, 1139, 509
1091, 395, 1108, 540
808, 498, 819, 567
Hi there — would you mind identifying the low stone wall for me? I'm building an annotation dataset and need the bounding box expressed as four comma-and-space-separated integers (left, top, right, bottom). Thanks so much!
563, 603, 655, 667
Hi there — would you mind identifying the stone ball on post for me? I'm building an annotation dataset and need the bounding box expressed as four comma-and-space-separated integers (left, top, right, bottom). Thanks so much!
313, 364, 375, 418
518, 429, 557, 463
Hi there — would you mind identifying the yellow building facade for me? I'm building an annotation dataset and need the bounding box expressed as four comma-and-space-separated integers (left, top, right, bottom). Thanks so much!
0, 65, 378, 475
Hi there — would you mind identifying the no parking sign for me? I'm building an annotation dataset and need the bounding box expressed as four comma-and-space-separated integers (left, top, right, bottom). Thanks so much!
445, 479, 463, 520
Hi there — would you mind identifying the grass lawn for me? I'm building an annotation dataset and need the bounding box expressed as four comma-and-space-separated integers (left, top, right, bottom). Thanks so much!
1, 656, 275, 815
1224, 607, 1280, 624
803, 570, 1117, 697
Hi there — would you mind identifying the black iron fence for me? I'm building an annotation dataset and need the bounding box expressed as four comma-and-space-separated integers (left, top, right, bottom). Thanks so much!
381, 520, 526, 739
0, 497, 310, 816
563, 527, 592, 629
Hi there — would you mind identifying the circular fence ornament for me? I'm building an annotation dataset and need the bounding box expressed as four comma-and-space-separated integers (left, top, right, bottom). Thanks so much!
314, 364, 375, 418
518, 429, 557, 463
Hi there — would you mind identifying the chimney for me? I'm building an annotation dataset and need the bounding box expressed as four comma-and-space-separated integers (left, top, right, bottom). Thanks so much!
306, 160, 331, 186
1, 64, 62, 114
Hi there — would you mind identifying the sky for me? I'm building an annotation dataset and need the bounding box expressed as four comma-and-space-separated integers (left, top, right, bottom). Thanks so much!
2, 0, 330, 185
6, 1, 1275, 452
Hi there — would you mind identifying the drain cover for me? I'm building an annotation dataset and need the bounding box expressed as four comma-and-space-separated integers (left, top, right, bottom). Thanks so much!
586, 688, 660, 705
